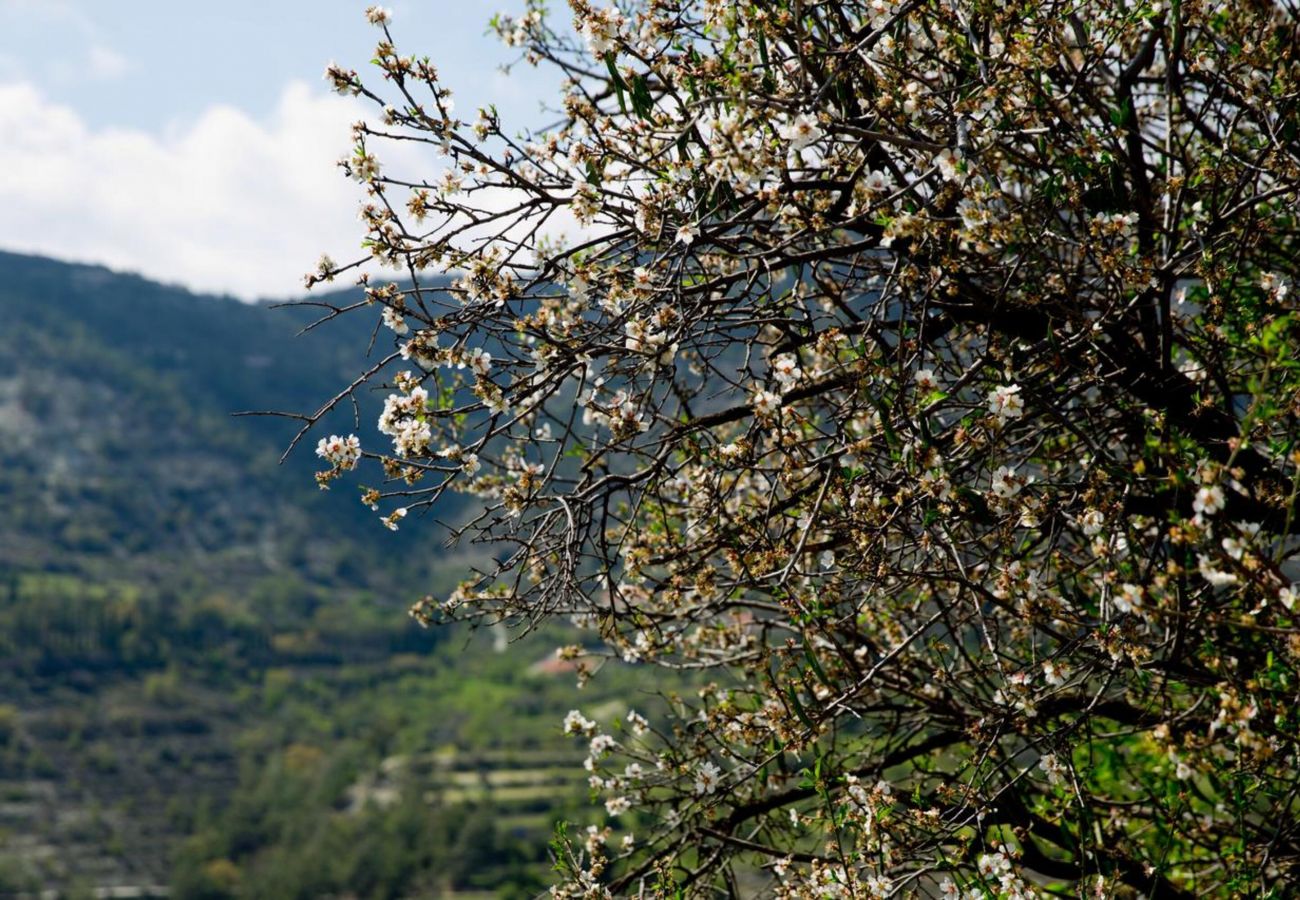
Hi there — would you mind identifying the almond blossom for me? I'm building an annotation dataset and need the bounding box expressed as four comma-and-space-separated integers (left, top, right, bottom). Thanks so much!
290, 2, 1300, 894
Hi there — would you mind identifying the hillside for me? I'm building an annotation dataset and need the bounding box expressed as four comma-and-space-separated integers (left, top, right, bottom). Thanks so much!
0, 250, 436, 582
0, 253, 636, 898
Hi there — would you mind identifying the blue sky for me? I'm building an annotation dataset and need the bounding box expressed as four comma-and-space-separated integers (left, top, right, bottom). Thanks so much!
0, 0, 555, 298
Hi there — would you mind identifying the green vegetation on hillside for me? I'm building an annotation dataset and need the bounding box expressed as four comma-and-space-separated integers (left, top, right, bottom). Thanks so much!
0, 252, 649, 897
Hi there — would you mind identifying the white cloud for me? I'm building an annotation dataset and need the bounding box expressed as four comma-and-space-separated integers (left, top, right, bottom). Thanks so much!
85, 44, 128, 79
0, 79, 427, 299
0, 1, 129, 83
0, 0, 91, 28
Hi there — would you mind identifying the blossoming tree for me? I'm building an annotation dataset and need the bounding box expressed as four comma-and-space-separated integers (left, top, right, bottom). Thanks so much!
300, 1, 1300, 895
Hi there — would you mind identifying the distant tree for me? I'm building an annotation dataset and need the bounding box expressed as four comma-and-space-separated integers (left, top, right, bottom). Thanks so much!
298, 2, 1300, 896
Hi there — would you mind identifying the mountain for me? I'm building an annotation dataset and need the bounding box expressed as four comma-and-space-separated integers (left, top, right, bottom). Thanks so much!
0, 252, 628, 898
0, 250, 440, 583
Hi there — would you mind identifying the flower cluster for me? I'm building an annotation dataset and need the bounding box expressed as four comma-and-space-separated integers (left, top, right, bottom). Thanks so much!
315, 433, 361, 471
290, 1, 1300, 895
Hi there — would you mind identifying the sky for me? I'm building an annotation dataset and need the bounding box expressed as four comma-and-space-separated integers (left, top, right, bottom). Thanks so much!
0, 0, 555, 299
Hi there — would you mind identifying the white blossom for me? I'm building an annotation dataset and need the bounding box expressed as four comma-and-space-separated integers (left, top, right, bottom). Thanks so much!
752, 389, 783, 420
1042, 660, 1069, 686
1260, 271, 1289, 300
1114, 583, 1143, 615
987, 384, 1025, 422
563, 710, 598, 737
463, 347, 493, 376
626, 710, 649, 736
1193, 484, 1225, 516
864, 169, 892, 193
914, 368, 939, 392
1198, 555, 1237, 587
1040, 752, 1066, 785
1079, 508, 1106, 536
935, 147, 964, 181
1279, 585, 1299, 611
694, 760, 722, 795
315, 434, 362, 470
991, 465, 1022, 499
381, 306, 408, 335
780, 113, 823, 151
977, 851, 1012, 878
771, 354, 803, 387
580, 7, 623, 56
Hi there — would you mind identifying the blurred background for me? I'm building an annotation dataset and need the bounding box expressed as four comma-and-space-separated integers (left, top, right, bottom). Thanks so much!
0, 4, 627, 897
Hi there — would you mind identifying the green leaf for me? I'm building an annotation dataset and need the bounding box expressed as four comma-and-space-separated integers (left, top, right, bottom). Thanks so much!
787, 684, 814, 730
604, 52, 628, 115
803, 643, 833, 691
630, 74, 654, 119
1109, 99, 1133, 127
